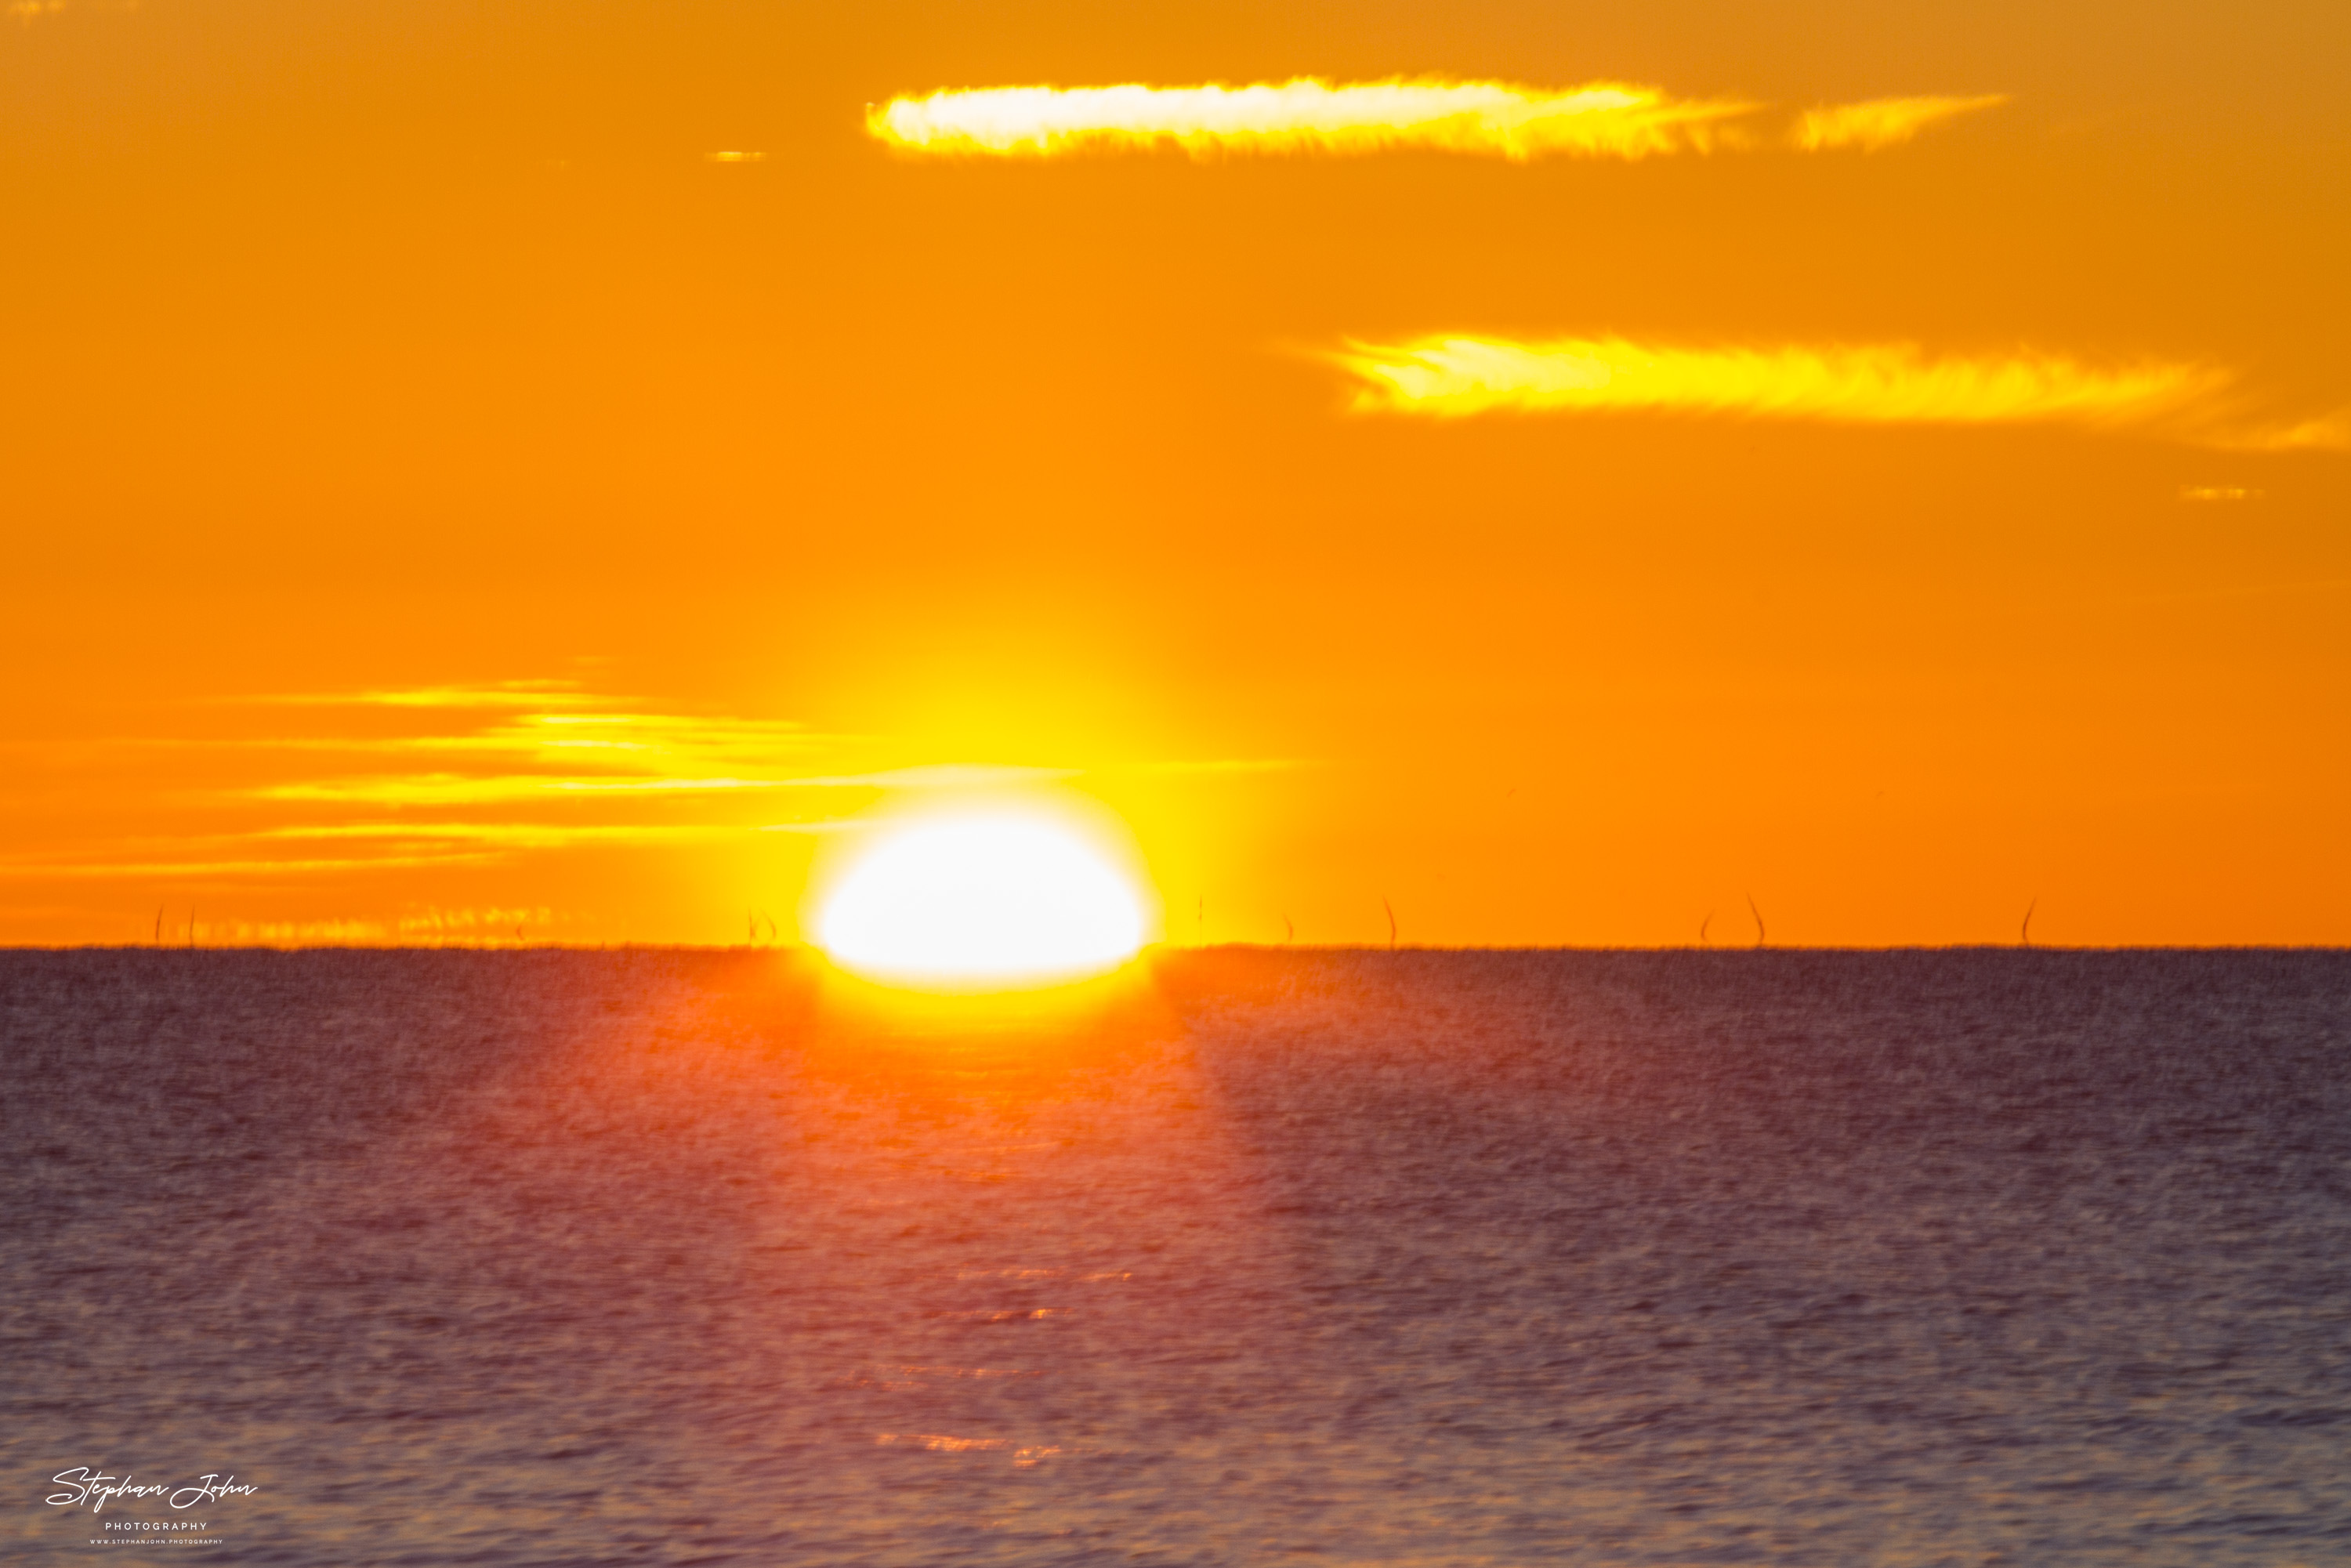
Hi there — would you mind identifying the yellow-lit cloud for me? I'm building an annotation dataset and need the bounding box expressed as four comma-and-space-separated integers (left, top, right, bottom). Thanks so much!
263, 712, 835, 770
1791, 95, 2007, 151
868, 80, 2008, 161
0, 853, 498, 879
261, 822, 753, 848
870, 80, 1757, 161
251, 681, 603, 709
2201, 408, 2351, 452
252, 773, 804, 805
1329, 335, 2228, 431
777, 764, 1077, 789
13, 677, 1308, 893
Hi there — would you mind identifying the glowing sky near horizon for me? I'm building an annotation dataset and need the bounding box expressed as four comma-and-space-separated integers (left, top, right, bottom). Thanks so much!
5, 0, 2347, 948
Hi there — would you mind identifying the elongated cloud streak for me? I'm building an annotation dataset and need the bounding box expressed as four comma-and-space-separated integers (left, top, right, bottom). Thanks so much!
0, 853, 497, 879
252, 773, 802, 805
869, 79, 2005, 160
1330, 336, 2228, 431
2201, 408, 2351, 452
248, 680, 602, 708
1791, 95, 2007, 150
15, 677, 1291, 896
871, 80, 1757, 160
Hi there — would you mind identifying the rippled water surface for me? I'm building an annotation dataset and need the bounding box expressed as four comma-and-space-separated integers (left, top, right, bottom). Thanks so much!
5, 949, 2349, 1565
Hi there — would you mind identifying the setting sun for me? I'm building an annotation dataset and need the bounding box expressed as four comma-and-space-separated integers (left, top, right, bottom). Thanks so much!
812, 811, 1150, 990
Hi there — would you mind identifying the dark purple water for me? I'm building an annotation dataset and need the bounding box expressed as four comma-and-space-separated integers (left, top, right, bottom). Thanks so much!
5, 949, 2349, 1564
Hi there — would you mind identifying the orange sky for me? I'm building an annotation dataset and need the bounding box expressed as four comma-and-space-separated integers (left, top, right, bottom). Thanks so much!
5, 0, 2348, 948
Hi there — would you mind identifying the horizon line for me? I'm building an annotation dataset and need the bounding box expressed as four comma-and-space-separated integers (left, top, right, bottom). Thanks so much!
5, 942, 2348, 955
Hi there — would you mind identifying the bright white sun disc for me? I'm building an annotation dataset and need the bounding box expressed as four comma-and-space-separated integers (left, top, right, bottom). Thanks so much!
813, 813, 1149, 989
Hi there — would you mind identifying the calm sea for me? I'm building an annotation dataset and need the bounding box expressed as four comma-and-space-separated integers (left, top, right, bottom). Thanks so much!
4, 949, 2347, 1565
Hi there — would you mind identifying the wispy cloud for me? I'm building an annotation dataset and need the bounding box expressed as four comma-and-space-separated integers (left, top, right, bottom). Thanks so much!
2198, 407, 2351, 453
870, 80, 2005, 161
242, 761, 1070, 807
250, 681, 606, 710
260, 822, 756, 848
13, 676, 1293, 898
871, 79, 1779, 161
250, 773, 811, 805
1328, 335, 2227, 431
278, 712, 832, 770
0, 816, 826, 884
0, 852, 499, 879
773, 764, 1079, 790
1791, 95, 2007, 151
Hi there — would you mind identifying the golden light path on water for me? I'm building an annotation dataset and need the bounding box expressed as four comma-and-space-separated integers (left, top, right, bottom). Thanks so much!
810, 808, 1154, 992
